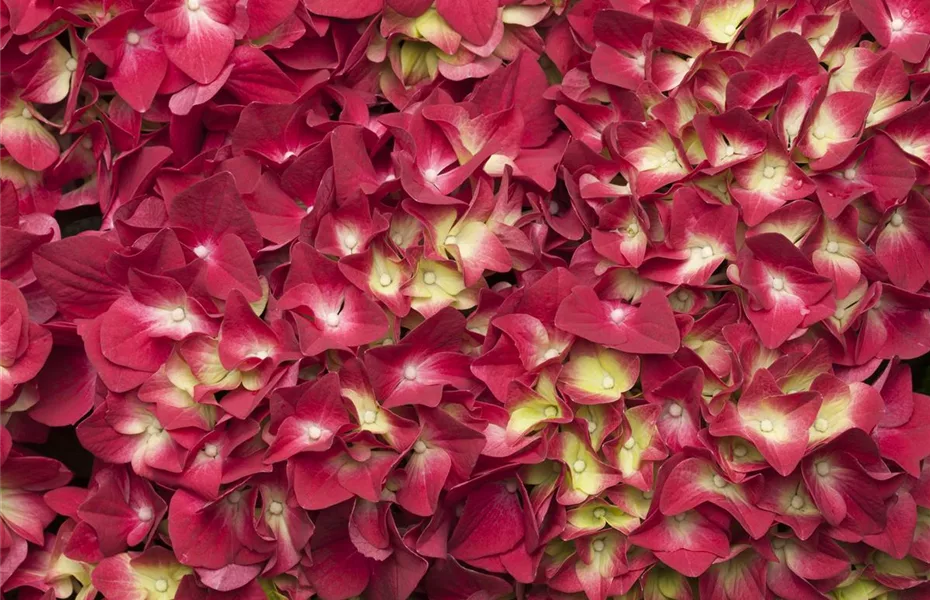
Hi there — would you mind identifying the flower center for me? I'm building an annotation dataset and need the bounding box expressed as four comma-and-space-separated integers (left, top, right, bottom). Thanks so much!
759, 419, 774, 433
444, 235, 457, 245
771, 277, 785, 291
592, 539, 606, 552
65, 58, 78, 71
154, 578, 169, 593
763, 166, 776, 179
816, 461, 831, 477
593, 507, 606, 519
268, 501, 284, 515
423, 271, 437, 285
548, 201, 560, 215
623, 437, 635, 450
572, 459, 586, 473
325, 312, 340, 327
843, 168, 856, 180
343, 234, 358, 250
379, 273, 392, 287
363, 410, 377, 424
668, 403, 683, 417
203, 443, 218, 458
403, 365, 418, 381
890, 212, 903, 227
413, 440, 427, 454
891, 18, 904, 31
790, 495, 805, 509
137, 506, 154, 521
609, 308, 625, 324
814, 418, 829, 432
544, 405, 558, 418
308, 425, 323, 440
193, 245, 209, 258
187, 0, 200, 10
171, 307, 186, 322
601, 375, 615, 389
712, 475, 727, 488
21, 107, 32, 119
733, 444, 747, 457
818, 34, 830, 46
826, 241, 839, 253
544, 348, 560, 360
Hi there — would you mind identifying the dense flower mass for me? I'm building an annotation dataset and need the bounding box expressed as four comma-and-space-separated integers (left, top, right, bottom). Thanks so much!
2, 0, 930, 598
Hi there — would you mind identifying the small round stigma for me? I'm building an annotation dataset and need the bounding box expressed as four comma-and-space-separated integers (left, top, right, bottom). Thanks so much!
227, 490, 242, 504
268, 500, 284, 515
593, 507, 606, 519
627, 222, 640, 236
325, 313, 340, 327
171, 307, 186, 322
674, 513, 687, 522
572, 459, 587, 473
816, 461, 831, 477
413, 440, 427, 454
826, 241, 839, 253
813, 127, 827, 139
712, 475, 727, 488
423, 168, 438, 183
343, 234, 358, 250
363, 410, 377, 424
790, 495, 805, 509
771, 277, 785, 291
544, 405, 558, 418
379, 273, 392, 287
724, 24, 736, 36
203, 443, 218, 458
668, 403, 683, 417
127, 31, 141, 44
587, 420, 597, 433
592, 539, 606, 552
664, 150, 677, 163
890, 212, 904, 227
763, 166, 776, 179
65, 58, 78, 71
137, 506, 154, 521
609, 308, 625, 324
814, 418, 828, 432
843, 168, 856, 180
635, 55, 646, 68
676, 290, 689, 302
725, 145, 735, 157
544, 348, 560, 360
308, 425, 323, 440
403, 365, 418, 381
422, 271, 437, 285
548, 200, 560, 215
701, 245, 714, 258
187, 0, 200, 10
21, 107, 32, 119
193, 245, 209, 258
601, 375, 615, 389
505, 480, 518, 493
891, 18, 904, 31
623, 437, 635, 450
818, 34, 830, 46
733, 444, 747, 458
154, 578, 169, 593
444, 235, 457, 246
759, 419, 774, 433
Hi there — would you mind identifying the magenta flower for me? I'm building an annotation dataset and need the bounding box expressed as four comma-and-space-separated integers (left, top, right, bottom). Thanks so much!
2, 0, 930, 597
